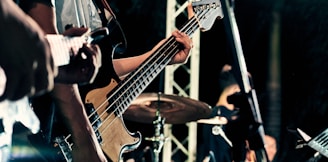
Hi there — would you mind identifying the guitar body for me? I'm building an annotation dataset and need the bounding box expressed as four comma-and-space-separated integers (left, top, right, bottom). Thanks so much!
100, 116, 141, 162
76, 32, 142, 161
82, 78, 141, 162
30, 30, 140, 161
31, 0, 223, 161
79, 1, 223, 161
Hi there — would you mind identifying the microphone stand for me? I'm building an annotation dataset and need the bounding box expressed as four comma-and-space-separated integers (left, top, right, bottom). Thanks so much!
220, 0, 269, 161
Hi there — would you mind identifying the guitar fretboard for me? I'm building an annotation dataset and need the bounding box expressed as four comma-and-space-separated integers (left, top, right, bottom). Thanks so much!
45, 34, 85, 66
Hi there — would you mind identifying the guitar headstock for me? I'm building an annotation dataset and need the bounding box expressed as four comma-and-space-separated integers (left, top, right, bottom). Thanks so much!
192, 0, 224, 32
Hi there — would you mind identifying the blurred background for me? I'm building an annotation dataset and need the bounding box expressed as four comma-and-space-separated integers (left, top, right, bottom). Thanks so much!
107, 0, 328, 161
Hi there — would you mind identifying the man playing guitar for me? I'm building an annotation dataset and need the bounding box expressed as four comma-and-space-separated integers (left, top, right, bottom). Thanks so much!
0, 0, 102, 161
15, 0, 193, 161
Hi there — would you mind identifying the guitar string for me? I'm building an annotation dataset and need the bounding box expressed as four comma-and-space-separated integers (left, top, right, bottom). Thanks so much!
60, 13, 198, 145
95, 17, 198, 133
63, 4, 216, 148
93, 7, 213, 136
64, 5, 210, 144
88, 5, 213, 138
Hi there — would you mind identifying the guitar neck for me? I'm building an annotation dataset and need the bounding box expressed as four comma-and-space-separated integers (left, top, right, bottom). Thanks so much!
108, 15, 200, 117
45, 34, 86, 67
104, 0, 224, 116
81, 1, 223, 161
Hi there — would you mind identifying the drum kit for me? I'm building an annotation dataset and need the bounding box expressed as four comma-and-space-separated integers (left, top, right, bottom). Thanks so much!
123, 92, 212, 162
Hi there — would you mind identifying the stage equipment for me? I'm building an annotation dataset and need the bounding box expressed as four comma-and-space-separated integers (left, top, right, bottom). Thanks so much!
221, 0, 269, 161
297, 128, 328, 160
123, 92, 212, 124
144, 107, 167, 162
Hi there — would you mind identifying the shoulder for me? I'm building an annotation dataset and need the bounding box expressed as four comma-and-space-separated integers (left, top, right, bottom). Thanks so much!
16, 0, 54, 13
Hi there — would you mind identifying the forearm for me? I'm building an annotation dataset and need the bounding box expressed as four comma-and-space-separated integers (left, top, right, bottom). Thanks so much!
51, 84, 90, 135
113, 51, 152, 77
51, 84, 101, 149
112, 32, 190, 78
23, 2, 58, 34
112, 39, 166, 77
22, 1, 106, 161
51, 84, 106, 162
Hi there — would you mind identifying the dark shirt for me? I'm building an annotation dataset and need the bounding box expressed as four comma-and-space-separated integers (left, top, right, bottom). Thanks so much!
197, 106, 234, 162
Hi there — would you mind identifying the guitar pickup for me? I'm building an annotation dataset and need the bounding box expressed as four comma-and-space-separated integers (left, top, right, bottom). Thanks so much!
85, 103, 103, 143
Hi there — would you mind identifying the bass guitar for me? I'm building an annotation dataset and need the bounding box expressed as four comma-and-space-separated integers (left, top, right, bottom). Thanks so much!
74, 0, 224, 161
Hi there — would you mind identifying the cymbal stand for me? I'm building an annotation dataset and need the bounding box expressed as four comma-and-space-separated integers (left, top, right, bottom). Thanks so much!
145, 110, 167, 162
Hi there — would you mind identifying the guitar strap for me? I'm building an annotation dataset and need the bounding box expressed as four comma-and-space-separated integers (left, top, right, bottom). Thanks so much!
92, 0, 109, 27
91, 0, 127, 55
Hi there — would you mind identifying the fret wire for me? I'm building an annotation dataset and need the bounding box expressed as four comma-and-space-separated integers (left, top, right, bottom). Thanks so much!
90, 15, 201, 133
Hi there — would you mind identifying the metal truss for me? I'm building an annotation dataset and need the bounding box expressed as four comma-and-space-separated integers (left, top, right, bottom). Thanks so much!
162, 0, 201, 161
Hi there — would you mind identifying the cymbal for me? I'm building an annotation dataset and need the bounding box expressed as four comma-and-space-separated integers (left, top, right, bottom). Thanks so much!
123, 93, 212, 124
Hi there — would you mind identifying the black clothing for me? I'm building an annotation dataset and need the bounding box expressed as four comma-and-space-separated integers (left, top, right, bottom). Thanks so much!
197, 106, 234, 162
